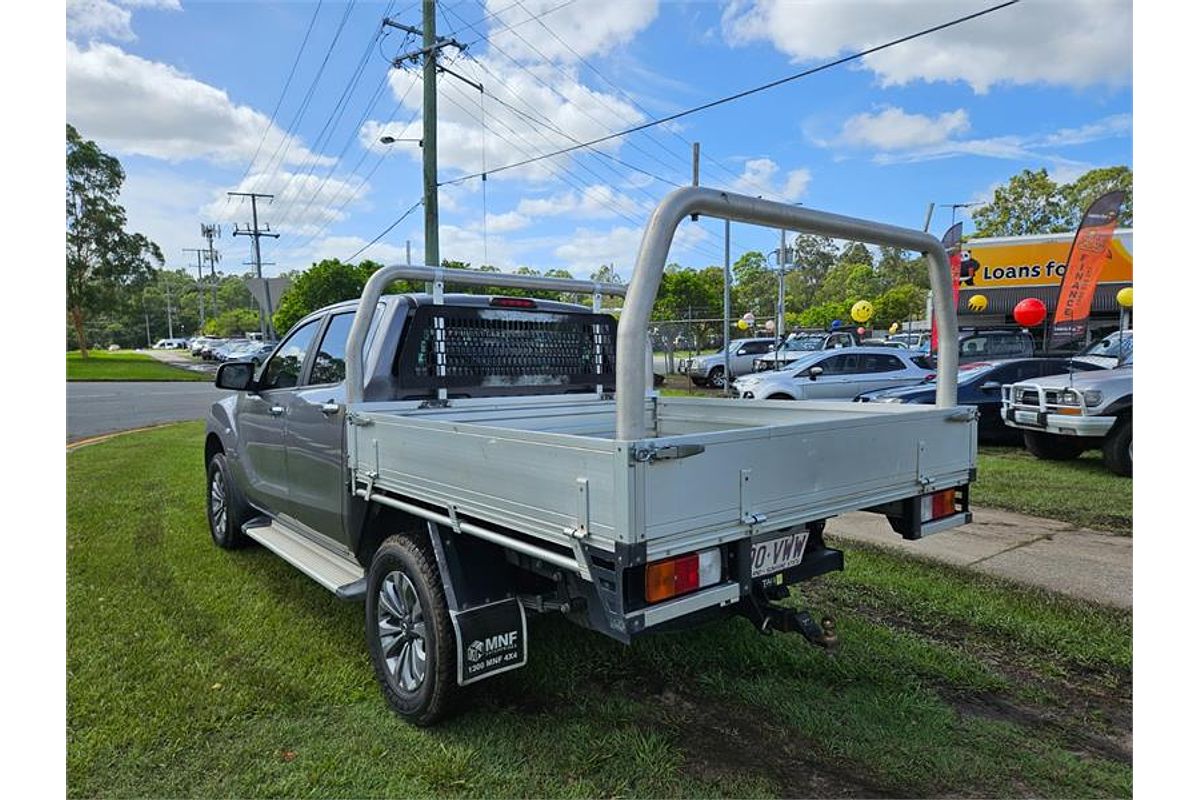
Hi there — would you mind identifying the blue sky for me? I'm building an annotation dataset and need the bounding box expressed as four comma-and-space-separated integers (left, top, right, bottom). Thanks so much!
65, 0, 1133, 279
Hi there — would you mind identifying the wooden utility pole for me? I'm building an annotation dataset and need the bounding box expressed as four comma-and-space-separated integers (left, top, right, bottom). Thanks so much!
183, 248, 208, 328
229, 191, 279, 338
382, 3, 469, 268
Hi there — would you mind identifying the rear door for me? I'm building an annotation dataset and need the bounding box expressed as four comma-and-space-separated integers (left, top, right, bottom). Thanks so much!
855, 353, 915, 394
235, 317, 322, 513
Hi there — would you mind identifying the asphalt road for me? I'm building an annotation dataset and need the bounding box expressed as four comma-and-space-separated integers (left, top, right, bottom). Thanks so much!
67, 381, 229, 442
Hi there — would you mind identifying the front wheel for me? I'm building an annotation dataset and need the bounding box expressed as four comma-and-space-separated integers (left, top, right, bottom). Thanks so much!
1102, 417, 1132, 477
366, 535, 457, 726
206, 452, 250, 549
706, 367, 726, 389
1023, 431, 1087, 461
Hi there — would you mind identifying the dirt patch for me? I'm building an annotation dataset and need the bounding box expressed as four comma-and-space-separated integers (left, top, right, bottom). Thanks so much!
645, 687, 896, 799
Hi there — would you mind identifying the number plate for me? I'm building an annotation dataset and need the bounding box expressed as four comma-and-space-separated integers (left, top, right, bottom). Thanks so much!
1014, 410, 1041, 426
750, 530, 809, 578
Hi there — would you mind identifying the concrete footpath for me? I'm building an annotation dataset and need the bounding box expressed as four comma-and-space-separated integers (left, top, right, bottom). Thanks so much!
827, 507, 1131, 609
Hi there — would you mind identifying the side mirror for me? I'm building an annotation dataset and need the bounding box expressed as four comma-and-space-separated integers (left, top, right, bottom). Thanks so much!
808, 366, 824, 380
736, 348, 748, 356
981, 380, 1002, 392
215, 361, 256, 391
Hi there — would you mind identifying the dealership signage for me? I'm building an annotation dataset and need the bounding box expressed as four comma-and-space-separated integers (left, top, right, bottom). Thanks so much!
963, 230, 1132, 289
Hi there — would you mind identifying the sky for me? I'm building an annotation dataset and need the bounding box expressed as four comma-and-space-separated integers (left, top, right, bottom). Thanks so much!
64, 0, 1133, 280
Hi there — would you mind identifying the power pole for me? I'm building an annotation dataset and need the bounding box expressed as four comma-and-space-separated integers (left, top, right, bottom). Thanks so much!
229, 192, 279, 338
383, 3, 469, 268
163, 278, 175, 339
201, 223, 221, 314
183, 248, 207, 329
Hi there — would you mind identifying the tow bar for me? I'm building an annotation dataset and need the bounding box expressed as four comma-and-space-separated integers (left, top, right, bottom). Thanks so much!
745, 587, 838, 649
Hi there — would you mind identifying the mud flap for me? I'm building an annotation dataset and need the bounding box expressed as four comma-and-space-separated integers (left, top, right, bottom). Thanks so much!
451, 597, 528, 686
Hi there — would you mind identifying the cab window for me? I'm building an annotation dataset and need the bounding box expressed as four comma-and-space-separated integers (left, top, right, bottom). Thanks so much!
259, 318, 321, 391
308, 313, 355, 386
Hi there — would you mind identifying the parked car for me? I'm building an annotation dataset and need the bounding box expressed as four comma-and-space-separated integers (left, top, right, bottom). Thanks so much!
733, 347, 934, 400
199, 339, 227, 360
213, 339, 250, 362
887, 331, 930, 349
152, 338, 189, 349
753, 329, 861, 371
191, 337, 217, 356
680, 337, 775, 388
1075, 329, 1133, 368
856, 357, 1106, 443
203, 195, 975, 726
1001, 364, 1133, 476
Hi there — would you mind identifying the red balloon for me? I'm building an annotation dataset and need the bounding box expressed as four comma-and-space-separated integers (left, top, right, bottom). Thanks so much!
1013, 297, 1047, 327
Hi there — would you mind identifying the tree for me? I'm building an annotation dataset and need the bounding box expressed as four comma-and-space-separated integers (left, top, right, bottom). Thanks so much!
205, 308, 261, 337
66, 124, 163, 355
786, 234, 838, 310
272, 259, 384, 334
837, 241, 874, 268
731, 251, 776, 318
877, 246, 929, 291
873, 284, 926, 326
797, 300, 853, 329
814, 262, 879, 306
1060, 166, 1133, 228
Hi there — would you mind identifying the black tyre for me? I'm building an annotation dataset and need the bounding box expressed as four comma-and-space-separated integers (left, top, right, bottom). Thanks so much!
690, 377, 708, 387
206, 451, 250, 549
1023, 431, 1087, 461
767, 393, 793, 401
706, 366, 726, 389
366, 535, 457, 726
1102, 417, 1132, 477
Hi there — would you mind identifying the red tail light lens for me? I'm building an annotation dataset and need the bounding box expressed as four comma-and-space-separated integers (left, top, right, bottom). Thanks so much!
644, 548, 720, 604
489, 297, 537, 308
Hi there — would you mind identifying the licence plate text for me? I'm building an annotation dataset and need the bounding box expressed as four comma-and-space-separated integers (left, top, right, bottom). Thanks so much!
750, 531, 809, 578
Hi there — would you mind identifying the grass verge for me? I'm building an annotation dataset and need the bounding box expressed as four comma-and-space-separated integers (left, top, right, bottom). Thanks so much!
67, 350, 209, 382
975, 446, 1132, 534
68, 422, 1131, 798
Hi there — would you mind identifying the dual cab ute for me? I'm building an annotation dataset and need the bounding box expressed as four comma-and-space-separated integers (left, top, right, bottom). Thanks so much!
204, 188, 977, 724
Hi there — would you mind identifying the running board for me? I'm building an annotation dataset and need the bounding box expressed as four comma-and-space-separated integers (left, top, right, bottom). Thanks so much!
242, 518, 364, 598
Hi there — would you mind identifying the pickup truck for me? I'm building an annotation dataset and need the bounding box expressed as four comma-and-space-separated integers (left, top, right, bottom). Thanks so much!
204, 188, 976, 725
1001, 364, 1132, 476
679, 337, 775, 388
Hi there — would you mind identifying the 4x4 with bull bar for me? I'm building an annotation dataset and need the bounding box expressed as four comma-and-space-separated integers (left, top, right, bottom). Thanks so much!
204, 188, 976, 725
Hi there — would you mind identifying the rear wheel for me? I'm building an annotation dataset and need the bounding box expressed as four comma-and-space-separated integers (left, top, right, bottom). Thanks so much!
1102, 417, 1132, 477
366, 535, 457, 726
706, 367, 726, 389
206, 452, 250, 549
767, 393, 793, 401
1023, 431, 1087, 461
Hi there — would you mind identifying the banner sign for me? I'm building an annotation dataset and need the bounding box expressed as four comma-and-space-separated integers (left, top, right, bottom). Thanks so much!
932, 222, 963, 353
1049, 191, 1127, 347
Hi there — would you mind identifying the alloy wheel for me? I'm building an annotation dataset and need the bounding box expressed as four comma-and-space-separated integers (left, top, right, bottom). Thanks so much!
377, 570, 427, 692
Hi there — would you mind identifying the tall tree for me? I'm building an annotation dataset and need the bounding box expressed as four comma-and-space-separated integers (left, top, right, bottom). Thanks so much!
786, 233, 838, 310
971, 168, 1071, 237
272, 259, 384, 335
1060, 166, 1133, 228
66, 124, 162, 356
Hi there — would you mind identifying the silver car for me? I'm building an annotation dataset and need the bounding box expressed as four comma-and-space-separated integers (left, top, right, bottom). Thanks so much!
733, 347, 935, 400
682, 337, 775, 388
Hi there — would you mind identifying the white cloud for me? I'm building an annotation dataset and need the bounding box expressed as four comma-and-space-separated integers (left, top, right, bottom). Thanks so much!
1041, 113, 1132, 147
366, 54, 647, 182
118, 168, 224, 268
204, 169, 368, 238
722, 0, 1131, 93
485, 211, 532, 233
67, 40, 330, 168
483, 0, 659, 62
66, 0, 180, 43
840, 106, 970, 151
516, 185, 647, 220
553, 222, 716, 273
730, 158, 811, 202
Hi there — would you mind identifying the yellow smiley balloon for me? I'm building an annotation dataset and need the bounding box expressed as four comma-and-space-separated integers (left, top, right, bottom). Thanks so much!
851, 300, 874, 323
736, 319, 749, 330
1116, 286, 1133, 308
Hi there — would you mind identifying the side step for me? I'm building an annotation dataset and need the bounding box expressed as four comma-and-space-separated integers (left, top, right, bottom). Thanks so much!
243, 518, 365, 599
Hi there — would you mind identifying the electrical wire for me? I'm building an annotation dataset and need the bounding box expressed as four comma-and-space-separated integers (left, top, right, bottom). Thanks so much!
439, 0, 1021, 186
346, 198, 424, 263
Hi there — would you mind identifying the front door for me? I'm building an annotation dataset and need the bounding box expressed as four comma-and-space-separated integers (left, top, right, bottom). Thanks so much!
237, 317, 322, 515
282, 311, 358, 546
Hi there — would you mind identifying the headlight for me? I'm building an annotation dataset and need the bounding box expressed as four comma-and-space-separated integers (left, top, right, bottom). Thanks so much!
875, 396, 908, 404
1083, 389, 1103, 407
1059, 389, 1081, 406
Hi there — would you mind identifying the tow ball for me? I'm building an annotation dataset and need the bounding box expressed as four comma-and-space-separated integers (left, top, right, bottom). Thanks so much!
747, 590, 838, 649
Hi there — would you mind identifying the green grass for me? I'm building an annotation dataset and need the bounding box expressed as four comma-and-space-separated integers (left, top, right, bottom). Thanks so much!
68, 422, 1131, 798
975, 446, 1133, 534
67, 350, 209, 382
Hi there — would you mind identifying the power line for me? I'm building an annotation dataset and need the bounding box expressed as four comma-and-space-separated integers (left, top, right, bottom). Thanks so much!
440, 0, 1021, 186
346, 198, 423, 263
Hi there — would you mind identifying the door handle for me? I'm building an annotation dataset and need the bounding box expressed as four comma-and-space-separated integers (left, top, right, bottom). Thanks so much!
269, 405, 285, 416
320, 402, 341, 416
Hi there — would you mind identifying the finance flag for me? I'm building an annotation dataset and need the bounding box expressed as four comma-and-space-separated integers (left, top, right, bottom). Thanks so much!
931, 222, 963, 352
1049, 191, 1127, 347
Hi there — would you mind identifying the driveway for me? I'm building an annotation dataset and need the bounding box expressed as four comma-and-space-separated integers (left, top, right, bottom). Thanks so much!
67, 381, 228, 442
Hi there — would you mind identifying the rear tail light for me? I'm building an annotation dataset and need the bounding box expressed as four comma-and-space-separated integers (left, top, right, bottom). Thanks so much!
645, 547, 721, 604
920, 488, 958, 523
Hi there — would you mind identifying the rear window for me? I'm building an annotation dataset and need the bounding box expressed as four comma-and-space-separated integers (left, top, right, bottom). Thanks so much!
394, 305, 617, 395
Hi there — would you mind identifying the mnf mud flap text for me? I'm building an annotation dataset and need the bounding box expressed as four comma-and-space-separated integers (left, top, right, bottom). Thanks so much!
452, 598, 528, 685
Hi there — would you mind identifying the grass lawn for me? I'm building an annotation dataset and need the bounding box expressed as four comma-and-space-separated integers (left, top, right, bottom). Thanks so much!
67, 350, 209, 382
975, 446, 1133, 534
67, 422, 1130, 798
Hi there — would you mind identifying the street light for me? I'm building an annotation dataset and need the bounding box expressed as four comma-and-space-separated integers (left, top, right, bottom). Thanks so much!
379, 136, 423, 147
